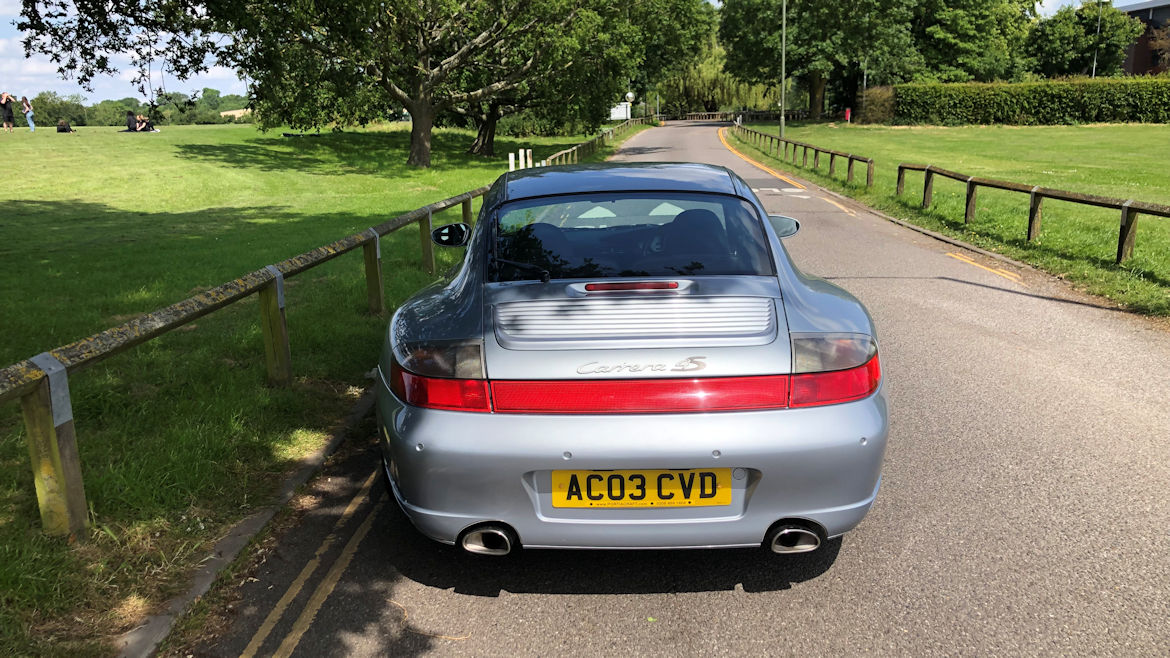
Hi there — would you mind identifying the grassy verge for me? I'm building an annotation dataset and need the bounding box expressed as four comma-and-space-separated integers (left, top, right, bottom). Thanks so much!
0, 121, 650, 655
735, 122, 1170, 315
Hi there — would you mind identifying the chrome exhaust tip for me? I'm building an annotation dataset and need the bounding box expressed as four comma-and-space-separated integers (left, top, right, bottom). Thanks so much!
459, 525, 515, 556
767, 524, 822, 554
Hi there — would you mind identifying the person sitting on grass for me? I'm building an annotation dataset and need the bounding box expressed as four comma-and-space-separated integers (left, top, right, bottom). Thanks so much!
136, 114, 159, 132
56, 119, 77, 133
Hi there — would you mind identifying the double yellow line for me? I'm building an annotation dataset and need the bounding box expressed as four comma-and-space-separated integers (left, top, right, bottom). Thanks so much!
242, 470, 385, 658
717, 127, 804, 189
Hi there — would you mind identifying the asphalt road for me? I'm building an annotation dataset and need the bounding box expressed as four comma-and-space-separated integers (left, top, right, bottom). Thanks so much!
185, 122, 1170, 656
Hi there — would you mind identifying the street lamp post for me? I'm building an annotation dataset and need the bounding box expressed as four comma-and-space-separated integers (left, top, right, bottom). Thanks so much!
1091, 0, 1104, 78
780, 0, 786, 139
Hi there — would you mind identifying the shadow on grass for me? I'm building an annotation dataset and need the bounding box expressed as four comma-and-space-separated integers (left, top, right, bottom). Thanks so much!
170, 130, 592, 176
0, 198, 443, 361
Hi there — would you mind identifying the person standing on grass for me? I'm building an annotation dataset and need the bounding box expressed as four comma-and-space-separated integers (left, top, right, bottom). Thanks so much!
0, 93, 15, 133
21, 96, 33, 132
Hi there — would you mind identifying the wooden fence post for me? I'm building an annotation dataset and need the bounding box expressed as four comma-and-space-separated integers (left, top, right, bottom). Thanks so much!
363, 229, 385, 315
829, 153, 837, 176
802, 146, 808, 167
964, 177, 978, 223
462, 198, 474, 226
896, 166, 905, 195
1117, 201, 1139, 264
922, 167, 935, 209
1027, 187, 1043, 242
259, 266, 293, 387
813, 150, 820, 169
866, 160, 875, 188
22, 353, 88, 536
419, 209, 435, 274
847, 158, 855, 183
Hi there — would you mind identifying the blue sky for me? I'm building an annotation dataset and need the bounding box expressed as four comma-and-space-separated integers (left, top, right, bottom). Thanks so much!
0, 0, 1129, 104
0, 0, 245, 102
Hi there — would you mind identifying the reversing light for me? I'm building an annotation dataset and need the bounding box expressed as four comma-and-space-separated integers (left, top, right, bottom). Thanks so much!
789, 334, 881, 407
389, 360, 491, 412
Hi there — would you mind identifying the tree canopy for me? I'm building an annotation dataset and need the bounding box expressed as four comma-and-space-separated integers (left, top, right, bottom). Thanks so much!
1026, 2, 1145, 78
19, 1, 710, 166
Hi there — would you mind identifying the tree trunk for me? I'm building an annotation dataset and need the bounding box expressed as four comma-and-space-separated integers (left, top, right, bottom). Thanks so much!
407, 103, 435, 167
808, 72, 826, 121
467, 105, 500, 157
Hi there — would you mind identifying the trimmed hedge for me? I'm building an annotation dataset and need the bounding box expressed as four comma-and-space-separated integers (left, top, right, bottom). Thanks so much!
892, 78, 1170, 125
857, 86, 894, 124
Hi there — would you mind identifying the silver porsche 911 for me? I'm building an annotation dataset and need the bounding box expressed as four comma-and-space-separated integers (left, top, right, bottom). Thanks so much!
375, 163, 888, 556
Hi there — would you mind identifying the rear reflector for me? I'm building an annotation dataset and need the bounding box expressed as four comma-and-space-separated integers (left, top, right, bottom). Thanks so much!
491, 375, 790, 413
584, 281, 679, 292
389, 353, 879, 414
789, 354, 881, 407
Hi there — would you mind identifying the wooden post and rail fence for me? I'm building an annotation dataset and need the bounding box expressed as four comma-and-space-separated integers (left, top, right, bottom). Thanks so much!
722, 120, 1167, 266
1, 117, 661, 537
730, 124, 875, 188
896, 164, 1170, 265
0, 188, 488, 536
542, 116, 658, 166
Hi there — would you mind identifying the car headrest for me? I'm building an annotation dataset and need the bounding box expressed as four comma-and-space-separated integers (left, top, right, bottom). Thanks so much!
664, 209, 727, 253
527, 222, 575, 262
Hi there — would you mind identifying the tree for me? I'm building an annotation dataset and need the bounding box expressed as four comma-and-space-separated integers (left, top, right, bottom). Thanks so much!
450, 5, 638, 156
18, 1, 632, 167
655, 35, 780, 114
909, 0, 1036, 83
1026, 2, 1144, 78
1153, 25, 1170, 71
720, 0, 919, 119
628, 0, 716, 100
30, 92, 87, 126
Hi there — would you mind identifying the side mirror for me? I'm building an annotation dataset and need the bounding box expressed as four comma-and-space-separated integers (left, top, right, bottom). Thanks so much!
767, 215, 800, 238
431, 222, 470, 247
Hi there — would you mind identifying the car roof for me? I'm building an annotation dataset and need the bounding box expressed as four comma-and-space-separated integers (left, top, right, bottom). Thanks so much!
500, 162, 739, 202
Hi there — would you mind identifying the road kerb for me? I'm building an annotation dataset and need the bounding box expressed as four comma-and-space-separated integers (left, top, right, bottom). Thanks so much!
115, 389, 376, 658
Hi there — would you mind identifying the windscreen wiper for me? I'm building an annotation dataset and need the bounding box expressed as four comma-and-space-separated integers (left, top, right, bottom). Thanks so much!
491, 256, 551, 283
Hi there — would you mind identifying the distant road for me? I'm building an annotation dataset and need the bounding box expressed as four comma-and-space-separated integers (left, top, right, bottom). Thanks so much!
186, 121, 1170, 657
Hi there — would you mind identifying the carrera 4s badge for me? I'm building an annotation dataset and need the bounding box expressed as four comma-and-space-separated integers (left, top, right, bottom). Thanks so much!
576, 356, 707, 375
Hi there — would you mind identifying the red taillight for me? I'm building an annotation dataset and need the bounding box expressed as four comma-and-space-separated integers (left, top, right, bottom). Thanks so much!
789, 353, 881, 408
390, 361, 491, 412
389, 355, 879, 414
490, 375, 789, 413
584, 281, 679, 292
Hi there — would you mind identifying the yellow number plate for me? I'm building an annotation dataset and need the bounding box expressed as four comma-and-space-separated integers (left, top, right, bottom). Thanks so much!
551, 469, 732, 508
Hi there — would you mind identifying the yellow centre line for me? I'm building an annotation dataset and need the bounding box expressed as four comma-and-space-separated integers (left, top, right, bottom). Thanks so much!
717, 127, 805, 189
240, 469, 380, 658
946, 252, 1025, 286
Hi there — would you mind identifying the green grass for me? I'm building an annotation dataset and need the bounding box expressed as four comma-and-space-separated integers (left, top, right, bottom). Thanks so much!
737, 122, 1170, 315
0, 121, 648, 655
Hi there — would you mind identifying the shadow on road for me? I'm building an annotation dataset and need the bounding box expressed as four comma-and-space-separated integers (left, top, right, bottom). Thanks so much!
825, 275, 1131, 314
368, 485, 841, 598
614, 145, 672, 157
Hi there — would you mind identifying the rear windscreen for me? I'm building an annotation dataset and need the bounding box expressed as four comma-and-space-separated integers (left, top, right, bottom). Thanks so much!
492, 192, 773, 281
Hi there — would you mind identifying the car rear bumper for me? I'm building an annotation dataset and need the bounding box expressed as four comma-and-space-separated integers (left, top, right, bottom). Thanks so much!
376, 372, 888, 549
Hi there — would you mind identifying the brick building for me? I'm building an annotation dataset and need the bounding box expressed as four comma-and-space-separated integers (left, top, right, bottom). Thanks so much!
1122, 0, 1170, 74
